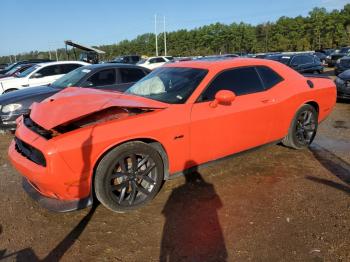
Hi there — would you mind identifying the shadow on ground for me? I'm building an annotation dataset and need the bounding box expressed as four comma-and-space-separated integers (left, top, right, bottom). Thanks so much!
307, 143, 350, 195
0, 203, 98, 261
159, 160, 227, 262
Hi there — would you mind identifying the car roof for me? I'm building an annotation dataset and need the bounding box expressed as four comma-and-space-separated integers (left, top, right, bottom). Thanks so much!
163, 57, 288, 70
36, 61, 88, 67
81, 63, 150, 71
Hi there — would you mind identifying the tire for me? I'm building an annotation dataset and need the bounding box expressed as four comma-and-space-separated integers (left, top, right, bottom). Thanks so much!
94, 141, 164, 212
282, 104, 318, 150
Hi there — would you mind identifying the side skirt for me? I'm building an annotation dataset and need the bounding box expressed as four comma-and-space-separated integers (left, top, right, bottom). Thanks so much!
167, 139, 283, 180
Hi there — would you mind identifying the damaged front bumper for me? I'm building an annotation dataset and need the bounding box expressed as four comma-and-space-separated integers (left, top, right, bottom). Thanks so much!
22, 178, 93, 212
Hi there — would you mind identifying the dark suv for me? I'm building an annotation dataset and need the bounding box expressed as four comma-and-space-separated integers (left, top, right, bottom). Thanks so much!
335, 55, 350, 75
335, 70, 350, 100
279, 54, 324, 74
327, 47, 350, 67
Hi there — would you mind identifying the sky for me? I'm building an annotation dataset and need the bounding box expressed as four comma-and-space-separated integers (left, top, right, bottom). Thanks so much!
0, 0, 348, 56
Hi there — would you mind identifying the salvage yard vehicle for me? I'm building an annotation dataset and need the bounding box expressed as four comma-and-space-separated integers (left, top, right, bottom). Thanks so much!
279, 53, 324, 74
0, 64, 34, 80
335, 69, 350, 100
0, 64, 150, 131
335, 55, 350, 75
137, 56, 174, 70
0, 59, 52, 76
0, 61, 88, 94
8, 58, 336, 213
327, 46, 350, 67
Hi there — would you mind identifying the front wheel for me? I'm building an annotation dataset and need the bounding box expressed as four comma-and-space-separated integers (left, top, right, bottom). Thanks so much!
282, 104, 318, 149
94, 141, 164, 212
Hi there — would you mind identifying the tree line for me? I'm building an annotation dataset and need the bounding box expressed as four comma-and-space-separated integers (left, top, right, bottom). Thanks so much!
1, 4, 350, 64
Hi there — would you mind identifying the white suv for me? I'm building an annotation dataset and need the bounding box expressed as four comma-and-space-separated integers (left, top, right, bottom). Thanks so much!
137, 56, 173, 70
0, 61, 88, 94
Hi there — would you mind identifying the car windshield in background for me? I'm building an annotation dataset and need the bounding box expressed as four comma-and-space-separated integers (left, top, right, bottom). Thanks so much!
51, 67, 91, 89
3, 63, 16, 70
17, 65, 39, 78
280, 56, 291, 64
126, 67, 208, 104
4, 66, 20, 75
136, 59, 147, 65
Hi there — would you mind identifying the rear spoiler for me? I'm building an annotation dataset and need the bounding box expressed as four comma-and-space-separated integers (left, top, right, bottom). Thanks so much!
301, 74, 331, 79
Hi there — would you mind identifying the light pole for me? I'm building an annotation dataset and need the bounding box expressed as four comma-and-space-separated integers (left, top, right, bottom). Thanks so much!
155, 14, 158, 56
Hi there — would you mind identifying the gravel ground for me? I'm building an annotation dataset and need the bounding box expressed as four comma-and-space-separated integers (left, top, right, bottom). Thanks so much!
0, 79, 349, 261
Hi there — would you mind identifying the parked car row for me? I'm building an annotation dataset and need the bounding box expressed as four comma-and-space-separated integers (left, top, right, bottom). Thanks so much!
0, 59, 52, 75
0, 61, 88, 94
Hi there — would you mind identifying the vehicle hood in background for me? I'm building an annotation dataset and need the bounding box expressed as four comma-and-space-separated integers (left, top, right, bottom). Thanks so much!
0, 85, 58, 104
30, 87, 168, 130
338, 69, 350, 80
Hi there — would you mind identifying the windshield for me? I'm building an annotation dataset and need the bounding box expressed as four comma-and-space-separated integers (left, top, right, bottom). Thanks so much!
17, 65, 39, 78
125, 67, 208, 104
3, 63, 16, 71
136, 58, 147, 65
4, 66, 21, 75
51, 67, 91, 89
280, 56, 291, 65
340, 47, 350, 53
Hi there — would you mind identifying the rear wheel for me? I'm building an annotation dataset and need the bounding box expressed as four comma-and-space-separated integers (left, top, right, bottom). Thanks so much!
94, 141, 164, 212
282, 104, 318, 149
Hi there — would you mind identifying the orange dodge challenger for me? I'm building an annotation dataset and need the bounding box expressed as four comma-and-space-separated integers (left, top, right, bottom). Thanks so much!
8, 58, 336, 212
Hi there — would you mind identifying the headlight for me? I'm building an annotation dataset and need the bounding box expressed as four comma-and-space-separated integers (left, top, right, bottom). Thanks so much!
1, 103, 22, 113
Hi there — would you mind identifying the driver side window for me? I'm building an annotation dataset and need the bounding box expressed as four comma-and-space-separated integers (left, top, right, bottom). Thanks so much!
85, 69, 116, 87
199, 67, 264, 102
32, 65, 61, 78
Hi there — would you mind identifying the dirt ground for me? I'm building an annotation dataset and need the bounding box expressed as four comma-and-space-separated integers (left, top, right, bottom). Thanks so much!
0, 78, 349, 261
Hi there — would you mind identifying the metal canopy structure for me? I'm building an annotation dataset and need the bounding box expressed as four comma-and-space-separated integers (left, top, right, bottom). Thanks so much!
64, 40, 105, 54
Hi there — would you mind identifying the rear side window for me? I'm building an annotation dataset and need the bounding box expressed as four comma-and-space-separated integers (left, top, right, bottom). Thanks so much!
87, 69, 116, 86
119, 68, 146, 83
302, 55, 314, 64
150, 57, 166, 63
200, 67, 264, 101
256, 66, 283, 89
291, 56, 303, 65
36, 65, 61, 77
60, 64, 83, 74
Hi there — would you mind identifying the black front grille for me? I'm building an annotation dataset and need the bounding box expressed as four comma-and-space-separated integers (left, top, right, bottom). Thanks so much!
15, 137, 46, 167
23, 115, 53, 139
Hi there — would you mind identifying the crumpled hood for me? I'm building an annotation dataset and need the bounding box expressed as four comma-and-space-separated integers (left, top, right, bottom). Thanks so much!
30, 87, 168, 130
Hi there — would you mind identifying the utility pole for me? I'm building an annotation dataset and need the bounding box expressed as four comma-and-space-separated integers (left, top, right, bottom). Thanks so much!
163, 16, 167, 56
155, 14, 158, 56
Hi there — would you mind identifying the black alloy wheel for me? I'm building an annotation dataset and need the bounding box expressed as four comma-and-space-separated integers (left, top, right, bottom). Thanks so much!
95, 142, 164, 212
282, 104, 318, 149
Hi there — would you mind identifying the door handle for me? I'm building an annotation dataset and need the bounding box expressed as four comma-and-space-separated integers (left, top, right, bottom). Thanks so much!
22, 84, 29, 87
261, 98, 275, 104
